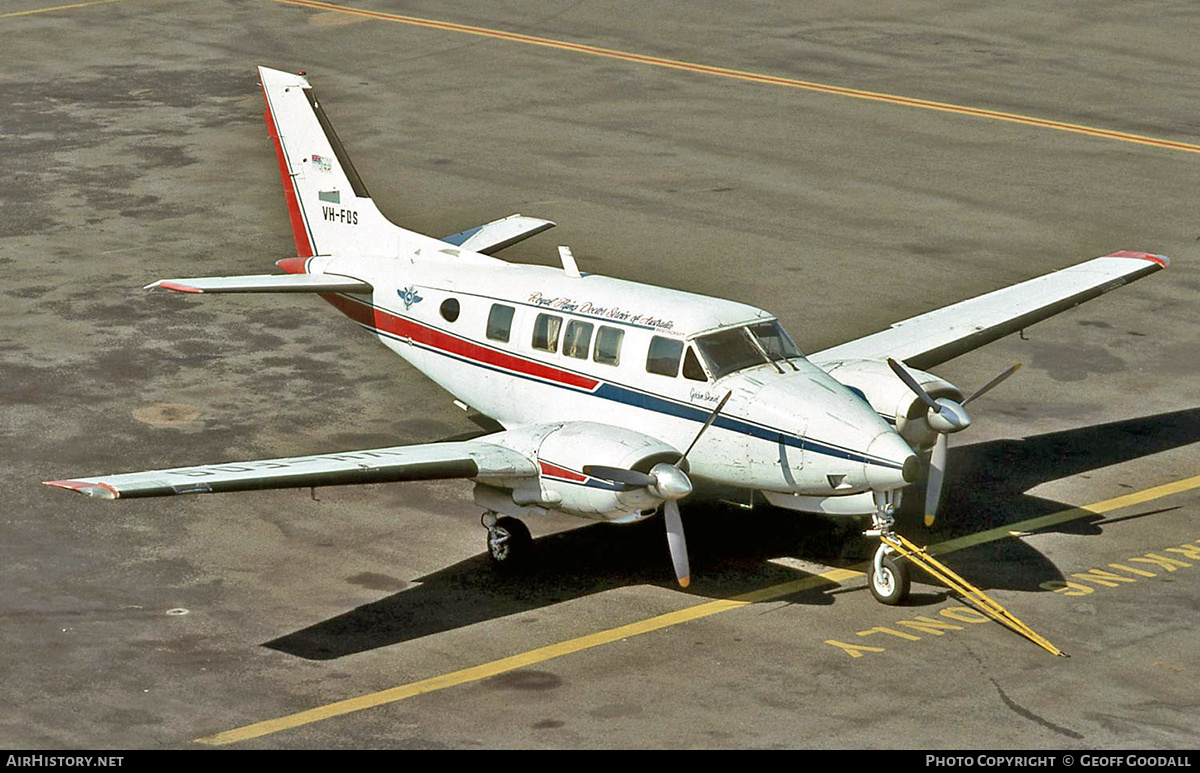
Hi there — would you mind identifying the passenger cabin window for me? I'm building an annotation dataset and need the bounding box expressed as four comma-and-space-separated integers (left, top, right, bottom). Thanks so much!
563, 320, 593, 359
532, 313, 563, 353
487, 304, 515, 342
646, 336, 684, 377
593, 326, 623, 366
440, 298, 460, 322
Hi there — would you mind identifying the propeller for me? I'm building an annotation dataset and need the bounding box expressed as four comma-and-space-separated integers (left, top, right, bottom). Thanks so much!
584, 392, 731, 587
887, 359, 1021, 527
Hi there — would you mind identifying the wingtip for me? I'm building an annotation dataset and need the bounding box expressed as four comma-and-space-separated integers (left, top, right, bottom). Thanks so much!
1106, 250, 1169, 268
146, 280, 204, 294
44, 480, 119, 499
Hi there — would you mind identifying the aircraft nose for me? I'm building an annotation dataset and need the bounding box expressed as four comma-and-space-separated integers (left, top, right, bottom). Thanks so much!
864, 431, 918, 490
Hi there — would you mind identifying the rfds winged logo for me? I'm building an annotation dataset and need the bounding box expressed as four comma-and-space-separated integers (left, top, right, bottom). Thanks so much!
398, 286, 423, 310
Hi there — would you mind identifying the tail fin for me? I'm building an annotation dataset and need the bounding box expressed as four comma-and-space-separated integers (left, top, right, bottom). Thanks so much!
258, 66, 431, 258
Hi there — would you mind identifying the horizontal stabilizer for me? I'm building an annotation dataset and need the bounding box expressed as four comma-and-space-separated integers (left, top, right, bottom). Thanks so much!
145, 273, 373, 294
441, 214, 555, 255
45, 440, 537, 499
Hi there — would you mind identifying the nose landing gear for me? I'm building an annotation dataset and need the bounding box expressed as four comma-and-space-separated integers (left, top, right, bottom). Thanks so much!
865, 490, 911, 605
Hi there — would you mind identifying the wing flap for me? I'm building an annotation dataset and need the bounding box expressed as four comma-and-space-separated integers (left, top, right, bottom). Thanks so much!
144, 273, 373, 294
811, 252, 1168, 370
45, 441, 537, 500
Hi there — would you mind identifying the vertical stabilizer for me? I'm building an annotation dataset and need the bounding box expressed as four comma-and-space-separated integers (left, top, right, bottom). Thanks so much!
258, 66, 433, 259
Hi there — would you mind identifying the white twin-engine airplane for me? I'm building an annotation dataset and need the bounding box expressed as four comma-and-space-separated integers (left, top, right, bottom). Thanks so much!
46, 67, 1169, 605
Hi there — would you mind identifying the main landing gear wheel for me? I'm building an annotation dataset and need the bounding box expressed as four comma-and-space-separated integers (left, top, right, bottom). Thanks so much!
484, 513, 533, 571
867, 545, 910, 605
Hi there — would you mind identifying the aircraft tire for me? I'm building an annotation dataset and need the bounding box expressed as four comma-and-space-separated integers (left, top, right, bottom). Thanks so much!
488, 516, 533, 571
867, 549, 910, 605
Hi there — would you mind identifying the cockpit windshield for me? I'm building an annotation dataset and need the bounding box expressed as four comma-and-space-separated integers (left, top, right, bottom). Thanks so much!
748, 320, 803, 362
694, 320, 804, 380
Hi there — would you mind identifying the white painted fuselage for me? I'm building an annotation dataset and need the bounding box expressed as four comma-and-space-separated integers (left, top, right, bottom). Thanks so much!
296, 249, 917, 521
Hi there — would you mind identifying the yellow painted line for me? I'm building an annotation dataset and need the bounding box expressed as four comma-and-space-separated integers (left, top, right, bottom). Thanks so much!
269, 0, 1200, 156
197, 472, 1199, 745
196, 570, 852, 745
930, 473, 1200, 555
0, 0, 138, 20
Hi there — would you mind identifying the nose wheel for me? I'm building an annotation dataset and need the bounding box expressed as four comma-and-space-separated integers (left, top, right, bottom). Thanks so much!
865, 490, 911, 605
867, 544, 910, 605
483, 512, 533, 571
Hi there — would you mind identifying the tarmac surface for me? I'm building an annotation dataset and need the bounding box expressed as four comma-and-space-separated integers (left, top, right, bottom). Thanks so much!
3, 0, 1199, 750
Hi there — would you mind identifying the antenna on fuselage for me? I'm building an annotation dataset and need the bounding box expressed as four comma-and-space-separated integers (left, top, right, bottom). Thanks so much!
558, 246, 582, 279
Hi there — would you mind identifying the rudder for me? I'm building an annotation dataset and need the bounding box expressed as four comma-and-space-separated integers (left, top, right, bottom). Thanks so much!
259, 66, 427, 259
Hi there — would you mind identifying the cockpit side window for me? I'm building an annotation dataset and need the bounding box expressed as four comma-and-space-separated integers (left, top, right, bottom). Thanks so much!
646, 336, 684, 377
682, 346, 707, 382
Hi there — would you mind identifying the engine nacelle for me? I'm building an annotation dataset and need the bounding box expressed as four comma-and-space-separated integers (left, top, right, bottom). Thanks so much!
475, 421, 682, 522
822, 359, 963, 448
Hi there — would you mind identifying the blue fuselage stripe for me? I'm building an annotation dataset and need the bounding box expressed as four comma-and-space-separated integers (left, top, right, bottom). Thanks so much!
349, 299, 903, 471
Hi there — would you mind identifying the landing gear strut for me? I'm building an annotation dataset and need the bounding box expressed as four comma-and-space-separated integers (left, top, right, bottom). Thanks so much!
482, 511, 532, 571
865, 491, 910, 605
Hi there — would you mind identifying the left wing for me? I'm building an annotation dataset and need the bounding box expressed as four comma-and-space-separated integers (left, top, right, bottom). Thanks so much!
45, 440, 537, 500
144, 273, 372, 295
810, 251, 1168, 370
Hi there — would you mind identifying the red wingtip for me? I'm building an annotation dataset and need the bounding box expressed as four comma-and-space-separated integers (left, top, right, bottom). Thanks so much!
156, 281, 204, 294
1106, 250, 1169, 268
44, 480, 120, 499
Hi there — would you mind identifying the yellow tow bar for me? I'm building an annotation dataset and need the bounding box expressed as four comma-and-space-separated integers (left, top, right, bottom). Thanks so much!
880, 532, 1067, 657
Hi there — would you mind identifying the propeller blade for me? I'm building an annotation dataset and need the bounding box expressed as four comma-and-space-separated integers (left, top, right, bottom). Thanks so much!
582, 465, 656, 488
677, 391, 732, 466
924, 433, 947, 528
664, 499, 690, 588
962, 363, 1022, 406
887, 358, 942, 414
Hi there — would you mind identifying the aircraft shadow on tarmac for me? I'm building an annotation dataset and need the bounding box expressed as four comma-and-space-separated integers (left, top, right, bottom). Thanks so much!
265, 408, 1199, 660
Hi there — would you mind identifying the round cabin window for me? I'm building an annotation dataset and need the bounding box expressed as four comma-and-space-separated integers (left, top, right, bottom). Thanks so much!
440, 298, 461, 322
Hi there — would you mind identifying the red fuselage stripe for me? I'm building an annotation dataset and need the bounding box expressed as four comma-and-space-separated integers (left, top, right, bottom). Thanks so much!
324, 294, 601, 391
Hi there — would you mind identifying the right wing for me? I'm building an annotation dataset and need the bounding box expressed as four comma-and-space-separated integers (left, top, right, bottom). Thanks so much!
810, 251, 1168, 371
45, 440, 537, 500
